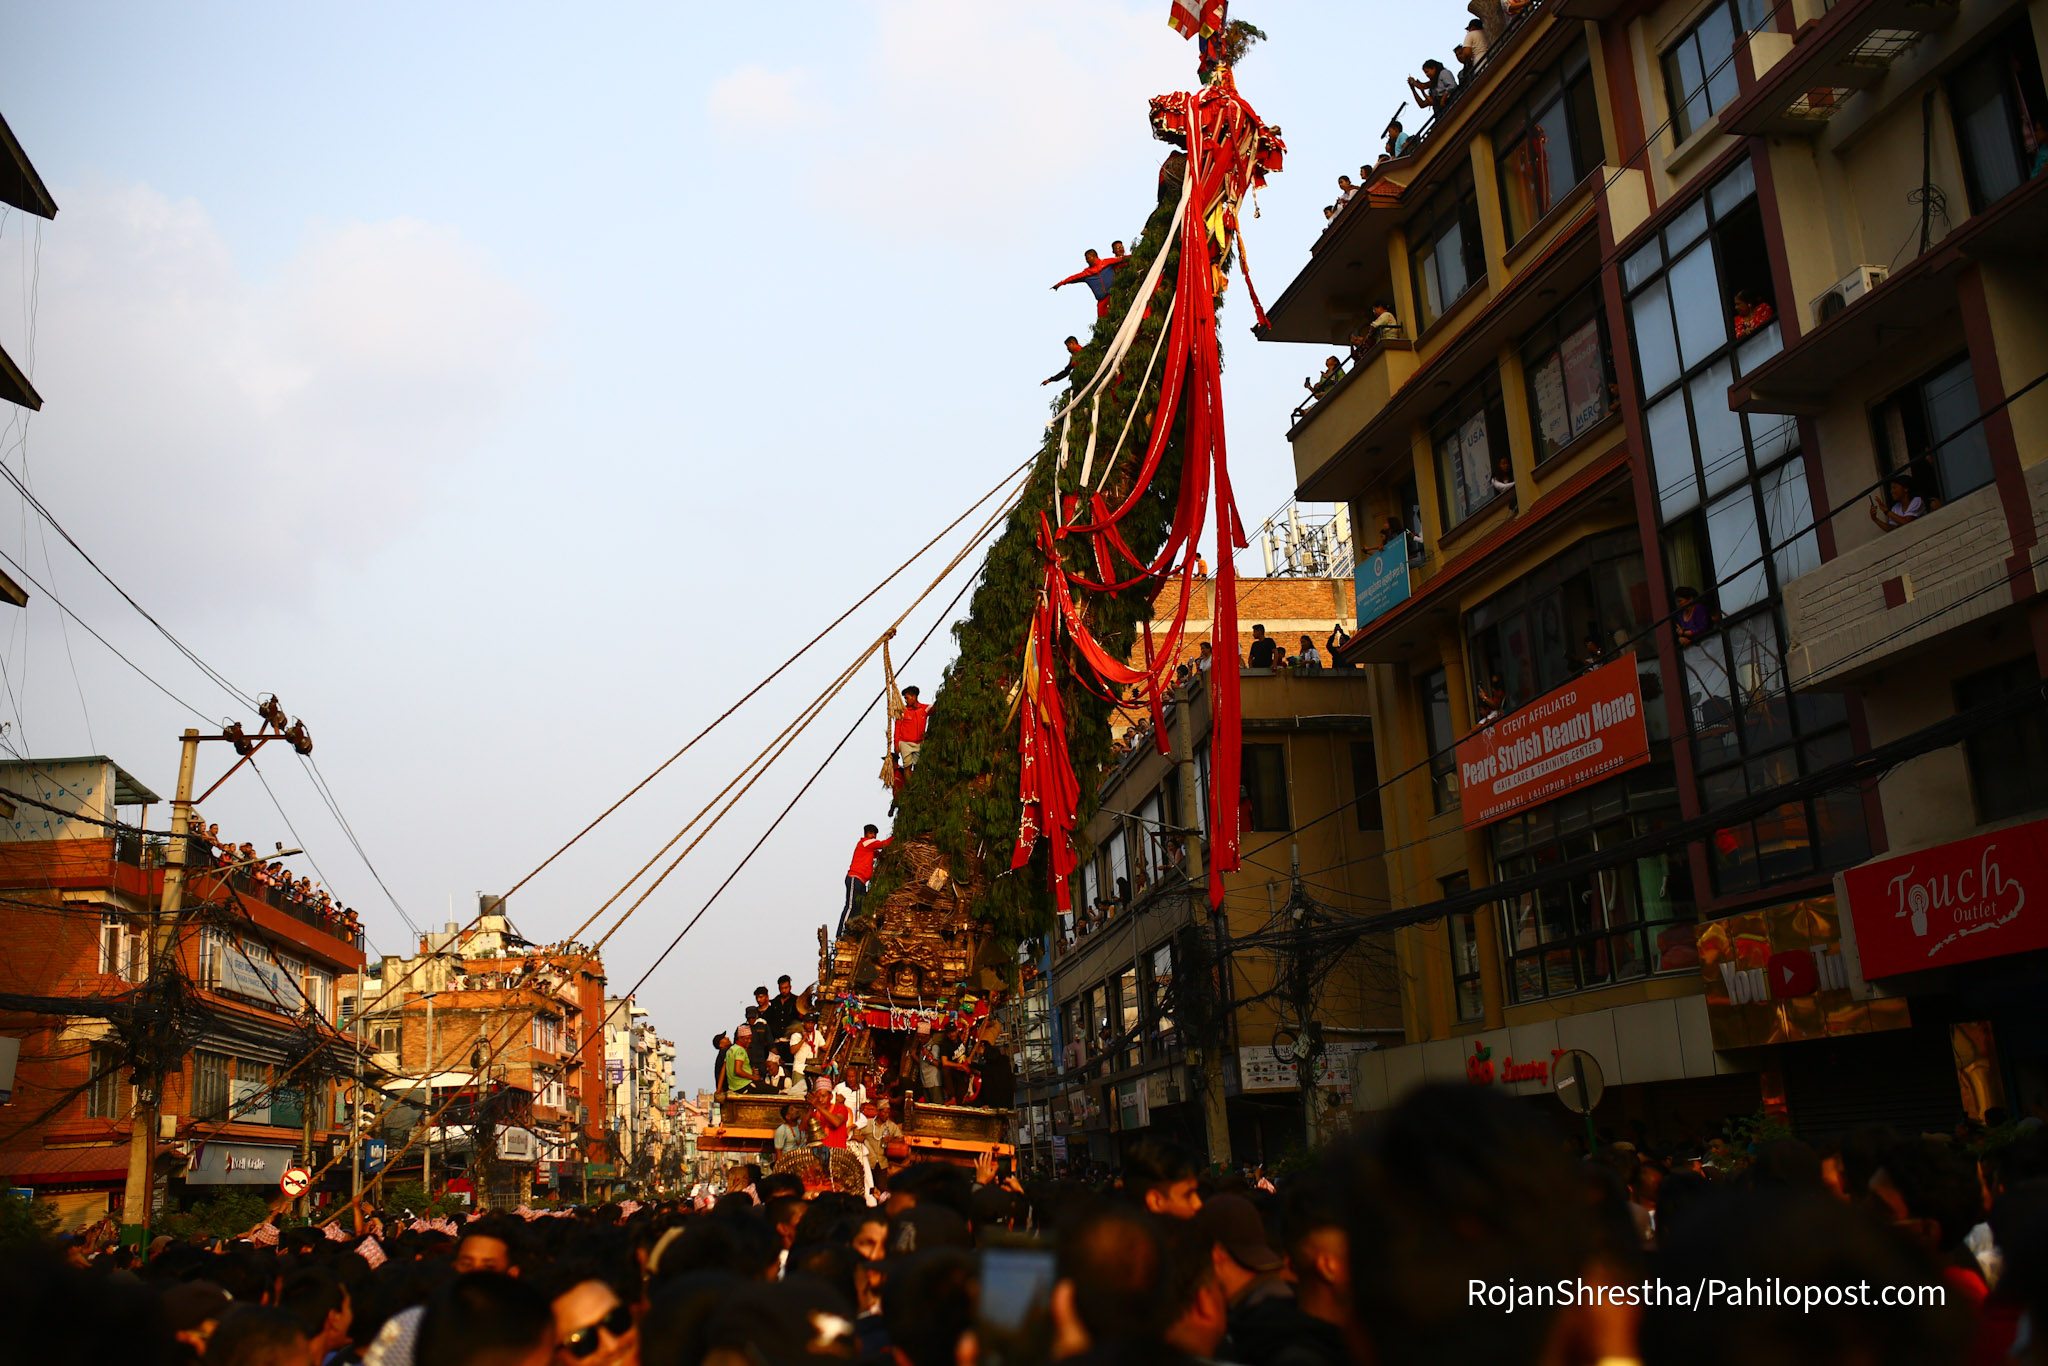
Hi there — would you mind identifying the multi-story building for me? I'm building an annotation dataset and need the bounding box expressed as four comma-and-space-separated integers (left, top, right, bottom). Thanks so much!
0, 757, 365, 1228
1043, 578, 1399, 1170
1260, 0, 2047, 1140
343, 905, 610, 1204
0, 109, 51, 608
1719, 0, 2048, 1116
604, 995, 658, 1185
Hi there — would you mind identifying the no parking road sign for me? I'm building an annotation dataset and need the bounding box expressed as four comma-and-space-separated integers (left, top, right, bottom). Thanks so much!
279, 1166, 312, 1198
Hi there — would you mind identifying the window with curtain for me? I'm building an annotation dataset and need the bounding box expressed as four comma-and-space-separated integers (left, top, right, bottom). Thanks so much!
87, 1042, 124, 1119
1520, 282, 1617, 462
1947, 31, 2048, 214
1495, 40, 1605, 246
1420, 669, 1459, 815
1430, 368, 1511, 530
1407, 170, 1486, 332
192, 1050, 231, 1120
1463, 530, 1662, 718
1149, 943, 1176, 1042
1624, 159, 1865, 895
1491, 772, 1695, 1003
1873, 356, 1996, 507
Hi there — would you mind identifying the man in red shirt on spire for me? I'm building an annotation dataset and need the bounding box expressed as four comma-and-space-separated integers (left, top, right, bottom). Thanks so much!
893, 685, 930, 768
1051, 245, 1130, 320
841, 822, 891, 938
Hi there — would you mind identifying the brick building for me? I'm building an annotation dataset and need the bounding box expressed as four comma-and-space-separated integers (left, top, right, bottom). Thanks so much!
0, 757, 365, 1230
343, 906, 610, 1204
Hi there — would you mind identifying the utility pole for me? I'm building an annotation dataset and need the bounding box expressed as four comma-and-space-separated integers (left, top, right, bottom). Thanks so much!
1173, 685, 1231, 1173
423, 993, 436, 1200
351, 985, 365, 1232
300, 1074, 316, 1219
1286, 846, 1324, 1153
121, 729, 201, 1249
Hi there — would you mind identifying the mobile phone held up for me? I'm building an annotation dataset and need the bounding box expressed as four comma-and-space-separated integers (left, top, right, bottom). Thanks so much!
977, 1242, 1057, 1366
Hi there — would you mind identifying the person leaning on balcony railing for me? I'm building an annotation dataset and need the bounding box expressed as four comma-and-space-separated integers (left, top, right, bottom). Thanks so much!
1870, 477, 1929, 532
1407, 59, 1458, 112
1303, 356, 1344, 401
1378, 116, 1412, 169
1351, 301, 1403, 355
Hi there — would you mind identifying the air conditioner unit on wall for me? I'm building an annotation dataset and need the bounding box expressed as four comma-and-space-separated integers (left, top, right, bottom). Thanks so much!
1811, 264, 1889, 323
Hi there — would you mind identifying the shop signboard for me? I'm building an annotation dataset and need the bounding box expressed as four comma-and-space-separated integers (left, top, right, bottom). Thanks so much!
1841, 816, 2048, 979
271, 1086, 304, 1130
187, 1141, 296, 1186
1698, 896, 1911, 1049
1237, 1043, 1372, 1095
218, 938, 297, 1008
1353, 538, 1412, 630
1455, 657, 1652, 828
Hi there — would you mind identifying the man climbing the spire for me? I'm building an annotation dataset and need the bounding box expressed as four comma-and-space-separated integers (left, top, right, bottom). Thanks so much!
893, 685, 930, 770
1042, 335, 1084, 386
841, 823, 890, 938
1052, 247, 1127, 319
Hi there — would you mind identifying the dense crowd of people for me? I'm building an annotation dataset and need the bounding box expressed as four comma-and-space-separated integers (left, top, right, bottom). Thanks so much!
182, 811, 364, 943
710, 974, 1015, 1199
11, 1083, 2047, 1366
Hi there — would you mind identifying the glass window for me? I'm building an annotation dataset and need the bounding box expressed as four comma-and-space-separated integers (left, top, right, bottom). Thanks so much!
1149, 944, 1176, 1041
1494, 41, 1604, 247
1466, 530, 1655, 713
1350, 740, 1385, 830
1114, 971, 1142, 1069
1631, 280, 1683, 397
1670, 245, 1729, 372
87, 1042, 123, 1119
1625, 159, 1860, 894
1408, 171, 1485, 332
1497, 787, 1694, 1003
1662, 0, 1743, 142
1420, 670, 1459, 815
192, 1050, 231, 1120
1957, 658, 2048, 822
1243, 744, 1290, 831
1875, 355, 1996, 506
1431, 368, 1511, 530
1948, 31, 2048, 214
1520, 282, 1616, 462
1760, 457, 1819, 584
1446, 870, 1483, 1022
1704, 486, 1767, 614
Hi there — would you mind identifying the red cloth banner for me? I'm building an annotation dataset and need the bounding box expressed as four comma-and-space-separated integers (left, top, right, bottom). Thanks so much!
1841, 815, 2048, 979
1454, 658, 1652, 828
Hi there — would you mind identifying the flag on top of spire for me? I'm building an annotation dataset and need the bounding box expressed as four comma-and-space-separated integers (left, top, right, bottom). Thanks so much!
1167, 0, 1227, 39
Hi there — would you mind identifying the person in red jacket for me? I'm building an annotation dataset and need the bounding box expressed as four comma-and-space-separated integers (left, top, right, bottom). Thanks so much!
841, 823, 891, 937
1052, 247, 1129, 320
893, 686, 930, 768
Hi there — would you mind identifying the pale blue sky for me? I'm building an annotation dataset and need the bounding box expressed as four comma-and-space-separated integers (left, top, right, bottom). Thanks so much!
0, 1, 1431, 1090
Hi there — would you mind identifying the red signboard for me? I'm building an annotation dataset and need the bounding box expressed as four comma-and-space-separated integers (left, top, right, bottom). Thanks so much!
1841, 816, 2048, 979
1454, 657, 1653, 828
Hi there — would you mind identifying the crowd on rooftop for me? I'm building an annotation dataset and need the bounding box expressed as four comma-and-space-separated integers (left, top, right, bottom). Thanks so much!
183, 810, 363, 944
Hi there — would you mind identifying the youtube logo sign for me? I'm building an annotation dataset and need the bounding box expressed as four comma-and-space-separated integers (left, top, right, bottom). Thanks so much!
1766, 950, 1818, 999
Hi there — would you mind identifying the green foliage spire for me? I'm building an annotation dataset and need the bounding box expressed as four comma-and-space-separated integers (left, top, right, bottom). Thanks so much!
867, 183, 1207, 955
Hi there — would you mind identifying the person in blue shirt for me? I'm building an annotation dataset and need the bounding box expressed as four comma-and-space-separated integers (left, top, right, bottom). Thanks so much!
1052, 245, 1130, 319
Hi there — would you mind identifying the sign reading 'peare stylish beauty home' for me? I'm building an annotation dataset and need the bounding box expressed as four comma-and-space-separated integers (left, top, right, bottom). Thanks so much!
1841, 816, 2048, 979
1454, 657, 1652, 828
